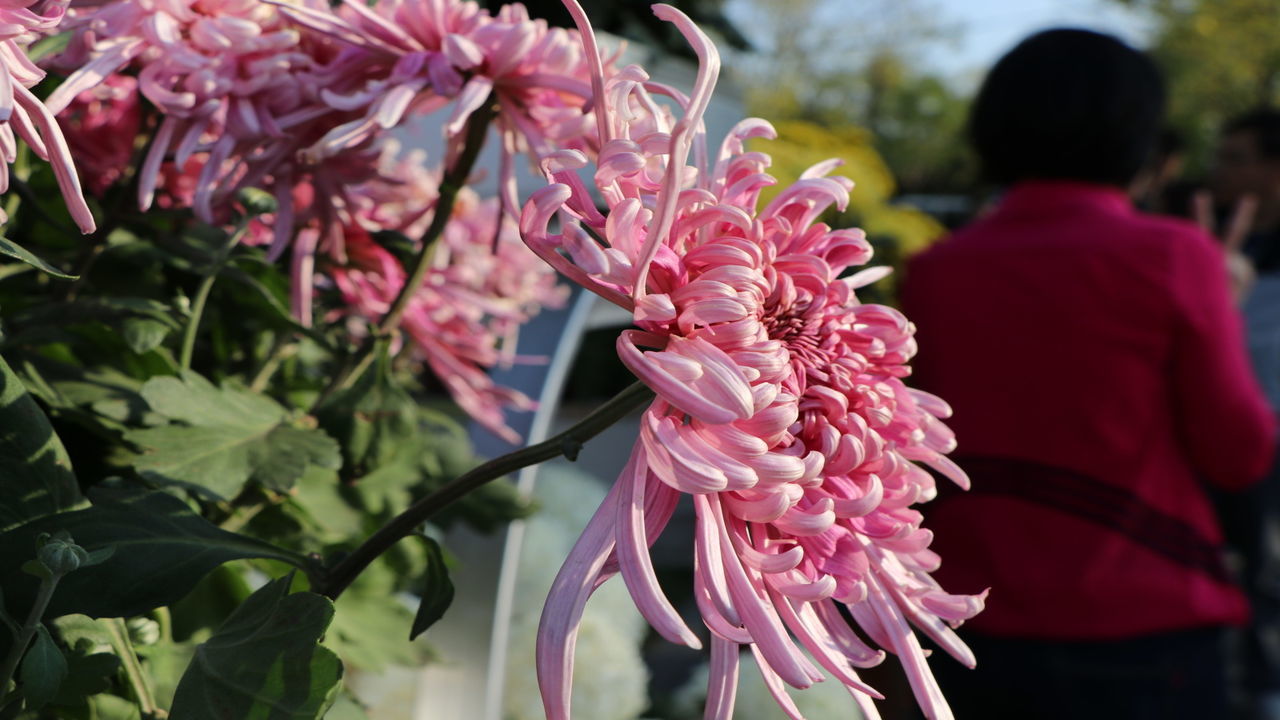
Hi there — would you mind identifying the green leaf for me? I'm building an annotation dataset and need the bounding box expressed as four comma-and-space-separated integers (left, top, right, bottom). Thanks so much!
0, 235, 76, 279
0, 352, 84, 533
222, 266, 336, 352
86, 693, 142, 720
51, 614, 114, 650
121, 318, 172, 354
170, 575, 343, 720
314, 347, 420, 480
136, 639, 197, 710
409, 537, 454, 640
126, 372, 340, 500
325, 588, 427, 672
0, 489, 309, 620
8, 297, 179, 335
289, 468, 365, 541
52, 645, 121, 706
19, 624, 67, 710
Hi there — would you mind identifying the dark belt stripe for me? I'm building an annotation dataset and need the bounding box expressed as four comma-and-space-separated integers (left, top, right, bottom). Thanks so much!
933, 456, 1234, 585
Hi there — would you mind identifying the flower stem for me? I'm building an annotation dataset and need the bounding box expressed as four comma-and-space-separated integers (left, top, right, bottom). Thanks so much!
317, 381, 655, 600
248, 333, 296, 392
313, 94, 498, 408
105, 618, 161, 718
0, 575, 59, 704
178, 225, 248, 371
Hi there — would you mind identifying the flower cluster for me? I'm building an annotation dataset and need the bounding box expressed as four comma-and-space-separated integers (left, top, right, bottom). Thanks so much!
0, 0, 93, 231
45, 0, 345, 224
45, 0, 601, 295
522, 3, 983, 719
44, 0, 585, 435
328, 145, 567, 443
272, 0, 601, 215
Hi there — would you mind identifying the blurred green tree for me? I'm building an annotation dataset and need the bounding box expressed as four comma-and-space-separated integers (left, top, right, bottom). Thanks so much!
1113, 0, 1280, 168
730, 0, 975, 193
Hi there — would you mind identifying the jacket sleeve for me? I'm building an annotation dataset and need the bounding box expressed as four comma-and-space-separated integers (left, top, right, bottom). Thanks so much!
1170, 229, 1277, 490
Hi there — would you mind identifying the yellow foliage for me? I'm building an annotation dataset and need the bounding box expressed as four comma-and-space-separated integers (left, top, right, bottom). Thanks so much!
750, 120, 945, 259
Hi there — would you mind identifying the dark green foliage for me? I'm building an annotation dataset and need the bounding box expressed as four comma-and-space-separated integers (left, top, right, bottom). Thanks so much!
0, 353, 84, 532
409, 538, 454, 640
169, 576, 343, 720
125, 372, 341, 499
0, 490, 309, 620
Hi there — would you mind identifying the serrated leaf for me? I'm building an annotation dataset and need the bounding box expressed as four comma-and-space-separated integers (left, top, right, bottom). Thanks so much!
170, 575, 343, 720
51, 614, 114, 650
19, 625, 67, 710
127, 372, 339, 499
0, 489, 309, 621
141, 372, 279, 425
254, 426, 343, 493
0, 352, 84, 533
409, 538, 454, 640
0, 235, 76, 279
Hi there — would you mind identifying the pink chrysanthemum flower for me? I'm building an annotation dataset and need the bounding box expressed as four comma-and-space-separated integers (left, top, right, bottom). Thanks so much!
0, 0, 93, 231
271, 0, 599, 215
45, 0, 336, 222
520, 4, 983, 719
328, 153, 567, 443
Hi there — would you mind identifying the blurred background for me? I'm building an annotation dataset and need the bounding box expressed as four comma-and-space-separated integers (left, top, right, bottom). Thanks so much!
514, 0, 1275, 269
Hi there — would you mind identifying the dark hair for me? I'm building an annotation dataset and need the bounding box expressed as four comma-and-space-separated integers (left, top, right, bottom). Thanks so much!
1224, 108, 1280, 160
969, 29, 1166, 186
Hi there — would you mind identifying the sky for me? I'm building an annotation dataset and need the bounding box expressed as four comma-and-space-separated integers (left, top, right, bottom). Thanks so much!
930, 0, 1152, 86
724, 0, 1155, 92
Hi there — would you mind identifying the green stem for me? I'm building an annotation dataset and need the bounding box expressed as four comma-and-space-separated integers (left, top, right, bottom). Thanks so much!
312, 94, 498, 408
153, 607, 172, 646
105, 618, 161, 718
0, 575, 59, 703
249, 334, 296, 393
179, 225, 248, 371
317, 381, 655, 600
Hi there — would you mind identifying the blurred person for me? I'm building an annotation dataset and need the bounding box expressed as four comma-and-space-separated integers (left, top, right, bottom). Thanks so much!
1216, 110, 1280, 273
900, 29, 1277, 719
1211, 108, 1280, 720
1132, 128, 1187, 213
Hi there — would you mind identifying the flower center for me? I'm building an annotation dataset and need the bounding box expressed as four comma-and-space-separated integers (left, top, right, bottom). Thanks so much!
765, 298, 821, 350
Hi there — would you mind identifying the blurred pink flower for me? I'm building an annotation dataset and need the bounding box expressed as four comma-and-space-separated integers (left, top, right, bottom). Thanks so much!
60, 74, 141, 197
328, 152, 567, 442
522, 4, 982, 719
0, 0, 94, 231
45, 0, 342, 225
272, 0, 600, 215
